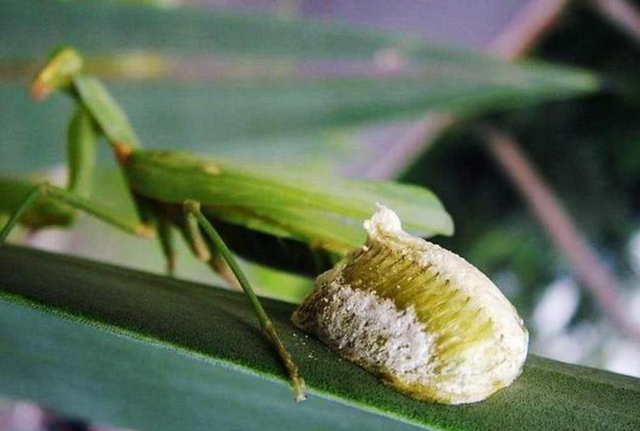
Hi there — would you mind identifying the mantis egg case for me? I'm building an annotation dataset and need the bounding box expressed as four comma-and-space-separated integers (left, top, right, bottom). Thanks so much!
292, 205, 528, 405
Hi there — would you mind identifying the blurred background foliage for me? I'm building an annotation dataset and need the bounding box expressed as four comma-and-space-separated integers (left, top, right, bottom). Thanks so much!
3, 0, 640, 428
405, 1, 640, 371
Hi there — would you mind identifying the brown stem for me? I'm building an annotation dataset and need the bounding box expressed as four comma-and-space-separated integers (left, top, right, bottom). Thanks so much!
365, 0, 570, 179
590, 0, 640, 46
489, 0, 571, 59
362, 113, 456, 179
478, 126, 640, 343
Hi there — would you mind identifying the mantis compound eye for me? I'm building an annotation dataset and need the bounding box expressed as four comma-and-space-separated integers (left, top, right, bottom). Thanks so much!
31, 47, 84, 100
292, 205, 528, 405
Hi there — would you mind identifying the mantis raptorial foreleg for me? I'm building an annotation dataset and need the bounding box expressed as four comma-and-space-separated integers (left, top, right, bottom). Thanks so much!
183, 200, 306, 402
0, 183, 153, 243
66, 106, 98, 199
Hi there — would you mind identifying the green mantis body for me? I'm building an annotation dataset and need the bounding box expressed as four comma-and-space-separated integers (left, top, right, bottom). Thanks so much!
0, 48, 453, 401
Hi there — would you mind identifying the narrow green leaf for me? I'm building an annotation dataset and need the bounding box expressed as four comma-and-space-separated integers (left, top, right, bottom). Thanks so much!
0, 65, 596, 174
0, 82, 338, 175
1, 246, 638, 431
0, 0, 575, 67
0, 1, 599, 175
0, 0, 598, 109
0, 0, 598, 107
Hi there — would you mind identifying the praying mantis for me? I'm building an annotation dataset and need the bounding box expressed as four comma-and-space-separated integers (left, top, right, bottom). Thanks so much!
0, 47, 453, 401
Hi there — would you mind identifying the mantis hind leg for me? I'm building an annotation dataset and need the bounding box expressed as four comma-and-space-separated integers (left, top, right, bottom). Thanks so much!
0, 183, 153, 244
182, 200, 306, 402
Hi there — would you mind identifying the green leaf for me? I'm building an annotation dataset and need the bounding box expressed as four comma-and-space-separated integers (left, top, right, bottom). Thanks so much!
0, 0, 599, 104
1, 246, 638, 431
0, 0, 443, 61
0, 0, 588, 67
0, 81, 344, 174
0, 66, 596, 173
0, 1, 598, 174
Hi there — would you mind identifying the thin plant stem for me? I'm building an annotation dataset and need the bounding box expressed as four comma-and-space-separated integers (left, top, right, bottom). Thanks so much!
590, 0, 640, 46
363, 0, 570, 179
478, 126, 640, 343
489, 0, 571, 60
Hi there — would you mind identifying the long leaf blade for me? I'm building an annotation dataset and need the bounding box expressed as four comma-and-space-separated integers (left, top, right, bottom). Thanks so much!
0, 0, 589, 70
0, 66, 596, 173
0, 1, 598, 174
1, 246, 639, 431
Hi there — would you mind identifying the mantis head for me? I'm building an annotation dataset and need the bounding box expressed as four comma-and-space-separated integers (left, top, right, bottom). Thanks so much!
31, 47, 84, 100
